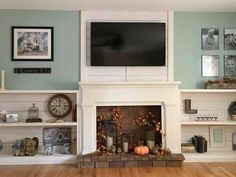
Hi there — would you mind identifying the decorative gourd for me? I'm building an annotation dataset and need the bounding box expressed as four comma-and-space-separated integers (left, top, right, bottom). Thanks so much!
134, 146, 149, 155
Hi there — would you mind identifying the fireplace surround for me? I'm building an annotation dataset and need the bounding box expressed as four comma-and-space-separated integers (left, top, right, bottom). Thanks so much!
79, 82, 181, 155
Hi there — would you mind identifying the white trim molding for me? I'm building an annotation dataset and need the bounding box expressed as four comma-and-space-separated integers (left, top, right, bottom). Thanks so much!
79, 81, 181, 154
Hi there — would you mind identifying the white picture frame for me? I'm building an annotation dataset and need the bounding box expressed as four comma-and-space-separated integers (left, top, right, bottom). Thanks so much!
210, 126, 226, 148
202, 55, 219, 77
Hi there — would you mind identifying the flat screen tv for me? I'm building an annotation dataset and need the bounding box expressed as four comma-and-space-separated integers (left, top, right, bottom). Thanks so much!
90, 22, 166, 66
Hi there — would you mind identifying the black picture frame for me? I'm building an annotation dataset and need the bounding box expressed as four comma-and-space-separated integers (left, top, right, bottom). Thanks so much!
12, 26, 54, 61
224, 55, 236, 77
224, 28, 236, 50
201, 28, 219, 50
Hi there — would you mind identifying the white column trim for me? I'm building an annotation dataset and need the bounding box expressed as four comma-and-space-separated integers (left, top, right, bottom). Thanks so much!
80, 11, 87, 82
167, 11, 174, 81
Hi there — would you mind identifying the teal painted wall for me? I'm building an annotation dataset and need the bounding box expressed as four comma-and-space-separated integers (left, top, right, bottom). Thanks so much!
174, 12, 236, 89
0, 10, 79, 90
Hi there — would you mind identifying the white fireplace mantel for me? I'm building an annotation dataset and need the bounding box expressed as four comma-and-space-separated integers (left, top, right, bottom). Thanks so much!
78, 81, 181, 154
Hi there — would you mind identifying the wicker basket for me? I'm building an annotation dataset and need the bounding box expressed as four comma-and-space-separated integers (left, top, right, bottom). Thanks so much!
205, 83, 236, 89
232, 114, 236, 121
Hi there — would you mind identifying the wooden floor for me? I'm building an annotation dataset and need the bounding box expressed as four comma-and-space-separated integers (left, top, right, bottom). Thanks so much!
0, 163, 236, 177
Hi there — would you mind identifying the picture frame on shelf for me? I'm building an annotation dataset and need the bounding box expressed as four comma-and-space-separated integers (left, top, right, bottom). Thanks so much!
233, 133, 236, 151
224, 28, 236, 50
224, 55, 236, 78
210, 126, 226, 148
12, 26, 54, 61
201, 28, 219, 50
202, 55, 219, 77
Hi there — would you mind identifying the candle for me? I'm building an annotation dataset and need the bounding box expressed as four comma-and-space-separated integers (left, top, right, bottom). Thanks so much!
147, 140, 155, 149
1, 70, 4, 89
122, 142, 129, 153
106, 136, 113, 149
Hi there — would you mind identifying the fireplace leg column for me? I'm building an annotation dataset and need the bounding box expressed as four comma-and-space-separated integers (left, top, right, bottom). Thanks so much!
81, 104, 97, 154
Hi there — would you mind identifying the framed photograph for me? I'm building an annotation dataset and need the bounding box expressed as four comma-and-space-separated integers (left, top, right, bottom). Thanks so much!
224, 55, 236, 77
202, 55, 219, 77
12, 26, 53, 61
224, 28, 236, 50
201, 28, 219, 50
233, 133, 236, 151
210, 126, 226, 147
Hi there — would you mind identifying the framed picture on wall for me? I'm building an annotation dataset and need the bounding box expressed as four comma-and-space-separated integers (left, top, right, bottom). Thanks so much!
224, 28, 236, 50
210, 126, 226, 148
201, 28, 219, 50
224, 55, 236, 78
12, 26, 54, 61
202, 55, 219, 77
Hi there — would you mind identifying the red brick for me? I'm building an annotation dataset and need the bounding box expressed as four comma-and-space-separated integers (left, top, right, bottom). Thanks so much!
124, 161, 138, 167
153, 160, 166, 167
81, 162, 95, 168
98, 156, 106, 161
148, 154, 157, 160
166, 160, 182, 167
137, 161, 153, 167
120, 155, 128, 161
77, 156, 83, 162
83, 156, 91, 162
127, 154, 135, 160
95, 161, 109, 168
109, 161, 124, 168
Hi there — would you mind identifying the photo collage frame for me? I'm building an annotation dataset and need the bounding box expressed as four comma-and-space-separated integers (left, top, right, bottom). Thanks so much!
201, 28, 236, 77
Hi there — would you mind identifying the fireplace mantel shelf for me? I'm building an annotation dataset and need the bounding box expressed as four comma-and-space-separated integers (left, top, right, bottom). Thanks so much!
79, 81, 181, 86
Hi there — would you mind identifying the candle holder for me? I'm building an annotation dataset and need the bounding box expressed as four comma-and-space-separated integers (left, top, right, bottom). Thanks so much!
121, 133, 130, 153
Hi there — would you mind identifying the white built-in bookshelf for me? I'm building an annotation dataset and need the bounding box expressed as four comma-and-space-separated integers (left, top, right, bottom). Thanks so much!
180, 89, 236, 162
0, 90, 79, 165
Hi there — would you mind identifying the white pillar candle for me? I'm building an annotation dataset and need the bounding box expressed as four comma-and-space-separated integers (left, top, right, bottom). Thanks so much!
1, 70, 4, 89
122, 142, 129, 153
106, 136, 113, 149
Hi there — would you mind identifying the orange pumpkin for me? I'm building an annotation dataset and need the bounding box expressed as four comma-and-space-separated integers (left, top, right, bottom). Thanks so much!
134, 146, 149, 155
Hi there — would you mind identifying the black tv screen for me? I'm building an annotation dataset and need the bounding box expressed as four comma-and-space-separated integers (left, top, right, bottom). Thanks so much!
90, 22, 166, 66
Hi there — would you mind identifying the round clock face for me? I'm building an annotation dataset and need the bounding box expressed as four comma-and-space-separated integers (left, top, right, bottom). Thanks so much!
47, 94, 72, 118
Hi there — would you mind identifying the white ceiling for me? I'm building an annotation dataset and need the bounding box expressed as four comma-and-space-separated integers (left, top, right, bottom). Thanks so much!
0, 0, 236, 11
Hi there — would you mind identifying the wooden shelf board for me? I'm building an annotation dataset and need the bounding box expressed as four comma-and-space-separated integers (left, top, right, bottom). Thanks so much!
0, 122, 78, 127
183, 151, 236, 162
180, 89, 236, 93
181, 120, 236, 125
0, 90, 79, 94
0, 153, 77, 165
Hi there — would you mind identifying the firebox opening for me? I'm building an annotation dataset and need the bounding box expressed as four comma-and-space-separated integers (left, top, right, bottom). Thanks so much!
96, 105, 162, 154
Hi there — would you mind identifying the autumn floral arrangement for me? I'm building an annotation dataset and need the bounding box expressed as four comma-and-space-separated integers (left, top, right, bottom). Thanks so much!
97, 107, 124, 152
205, 76, 236, 89
133, 112, 161, 132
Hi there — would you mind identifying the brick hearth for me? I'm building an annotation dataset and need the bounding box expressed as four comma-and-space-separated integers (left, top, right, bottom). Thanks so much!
77, 154, 185, 168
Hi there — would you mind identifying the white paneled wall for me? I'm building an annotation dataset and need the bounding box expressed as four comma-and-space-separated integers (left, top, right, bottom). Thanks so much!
80, 11, 173, 82
180, 92, 236, 121
0, 93, 76, 122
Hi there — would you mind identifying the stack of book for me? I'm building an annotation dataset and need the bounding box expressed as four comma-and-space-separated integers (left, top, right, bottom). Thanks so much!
192, 135, 207, 153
